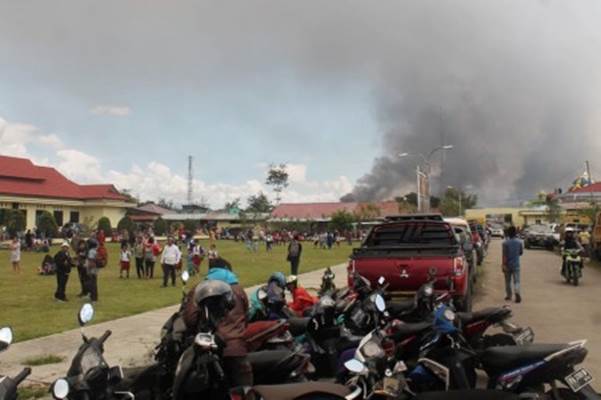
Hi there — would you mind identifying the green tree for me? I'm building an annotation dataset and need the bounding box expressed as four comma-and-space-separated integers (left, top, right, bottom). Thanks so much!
266, 163, 289, 204
225, 198, 241, 213
117, 216, 136, 236
37, 211, 59, 237
329, 210, 356, 231
153, 217, 168, 236
529, 192, 562, 223
246, 192, 273, 213
354, 203, 381, 221
5, 209, 26, 236
183, 219, 199, 233
439, 187, 478, 217
97, 216, 112, 234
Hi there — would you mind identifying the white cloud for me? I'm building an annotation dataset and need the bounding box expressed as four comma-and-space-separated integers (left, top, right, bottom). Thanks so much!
1, 115, 355, 208
56, 149, 104, 182
90, 105, 131, 117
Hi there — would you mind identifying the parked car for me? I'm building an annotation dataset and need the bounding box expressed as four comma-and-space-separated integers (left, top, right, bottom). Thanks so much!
524, 224, 555, 250
489, 225, 505, 238
445, 218, 478, 286
347, 213, 472, 311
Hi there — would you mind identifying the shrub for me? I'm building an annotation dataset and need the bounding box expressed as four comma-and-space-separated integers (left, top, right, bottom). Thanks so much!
97, 217, 112, 234
37, 211, 59, 238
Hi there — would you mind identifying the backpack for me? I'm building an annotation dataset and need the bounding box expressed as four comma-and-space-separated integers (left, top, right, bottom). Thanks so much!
288, 241, 300, 258
96, 246, 108, 268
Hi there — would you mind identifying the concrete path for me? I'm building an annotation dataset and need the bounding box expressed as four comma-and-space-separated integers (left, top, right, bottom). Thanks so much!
474, 239, 601, 380
0, 263, 349, 386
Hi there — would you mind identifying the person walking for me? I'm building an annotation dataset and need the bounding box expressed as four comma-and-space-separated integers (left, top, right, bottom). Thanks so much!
502, 226, 523, 303
85, 239, 100, 303
160, 236, 181, 287
54, 242, 73, 302
134, 236, 145, 279
287, 235, 303, 275
10, 236, 21, 273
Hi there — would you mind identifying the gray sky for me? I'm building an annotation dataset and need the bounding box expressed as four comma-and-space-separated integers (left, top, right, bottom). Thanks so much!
1, 1, 601, 206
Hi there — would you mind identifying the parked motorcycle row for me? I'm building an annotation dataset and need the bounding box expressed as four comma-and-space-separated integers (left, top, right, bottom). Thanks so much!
1, 267, 598, 400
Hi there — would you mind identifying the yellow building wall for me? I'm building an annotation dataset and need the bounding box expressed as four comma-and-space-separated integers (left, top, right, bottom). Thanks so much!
464, 208, 526, 227
80, 207, 127, 229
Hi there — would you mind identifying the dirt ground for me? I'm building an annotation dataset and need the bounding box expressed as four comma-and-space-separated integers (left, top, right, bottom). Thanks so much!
475, 238, 601, 381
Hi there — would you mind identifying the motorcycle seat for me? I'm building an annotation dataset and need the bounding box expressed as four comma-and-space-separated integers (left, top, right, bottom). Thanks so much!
391, 321, 432, 341
244, 320, 287, 342
288, 317, 310, 336
247, 350, 298, 372
457, 307, 511, 324
388, 299, 416, 315
480, 343, 569, 371
416, 389, 519, 400
252, 381, 351, 400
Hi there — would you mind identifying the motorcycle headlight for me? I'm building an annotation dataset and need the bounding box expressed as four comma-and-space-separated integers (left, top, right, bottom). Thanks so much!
360, 339, 385, 359
424, 285, 434, 297
52, 379, 70, 400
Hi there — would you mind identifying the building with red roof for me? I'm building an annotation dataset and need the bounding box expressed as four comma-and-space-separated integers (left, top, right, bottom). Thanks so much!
270, 201, 403, 222
0, 155, 136, 230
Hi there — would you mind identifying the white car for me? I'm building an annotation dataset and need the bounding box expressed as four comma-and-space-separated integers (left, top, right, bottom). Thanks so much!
490, 227, 504, 238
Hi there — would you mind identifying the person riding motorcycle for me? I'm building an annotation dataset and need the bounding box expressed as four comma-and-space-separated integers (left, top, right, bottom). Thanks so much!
183, 258, 253, 387
285, 275, 317, 316
561, 228, 584, 277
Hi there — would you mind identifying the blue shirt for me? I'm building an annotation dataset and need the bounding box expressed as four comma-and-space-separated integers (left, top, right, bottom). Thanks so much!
502, 237, 523, 270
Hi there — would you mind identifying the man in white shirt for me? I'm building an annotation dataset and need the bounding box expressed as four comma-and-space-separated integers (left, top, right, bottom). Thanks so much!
161, 236, 182, 287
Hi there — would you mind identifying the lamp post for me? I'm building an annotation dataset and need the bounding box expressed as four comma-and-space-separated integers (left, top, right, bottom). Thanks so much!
399, 145, 453, 212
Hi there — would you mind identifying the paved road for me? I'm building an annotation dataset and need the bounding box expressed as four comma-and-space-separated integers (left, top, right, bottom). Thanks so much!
475, 238, 601, 379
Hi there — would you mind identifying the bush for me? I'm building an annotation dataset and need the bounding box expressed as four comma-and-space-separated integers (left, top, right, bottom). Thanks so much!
117, 216, 136, 236
5, 209, 26, 237
183, 219, 198, 233
153, 217, 168, 236
37, 211, 58, 238
329, 210, 356, 232
97, 217, 112, 234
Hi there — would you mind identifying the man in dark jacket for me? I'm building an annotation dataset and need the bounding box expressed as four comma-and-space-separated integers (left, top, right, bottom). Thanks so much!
287, 235, 302, 275
183, 258, 252, 387
54, 242, 73, 302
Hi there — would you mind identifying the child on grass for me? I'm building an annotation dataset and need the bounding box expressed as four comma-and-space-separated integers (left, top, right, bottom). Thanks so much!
120, 242, 131, 279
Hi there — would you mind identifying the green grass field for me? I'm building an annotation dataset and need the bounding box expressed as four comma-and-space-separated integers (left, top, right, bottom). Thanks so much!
0, 240, 352, 342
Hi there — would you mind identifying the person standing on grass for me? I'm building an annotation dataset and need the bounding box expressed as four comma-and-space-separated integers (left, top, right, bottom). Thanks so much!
85, 239, 100, 303
10, 236, 21, 273
120, 242, 131, 279
144, 237, 159, 279
502, 226, 523, 304
134, 236, 145, 279
287, 235, 302, 275
54, 242, 73, 302
76, 240, 89, 297
161, 236, 181, 287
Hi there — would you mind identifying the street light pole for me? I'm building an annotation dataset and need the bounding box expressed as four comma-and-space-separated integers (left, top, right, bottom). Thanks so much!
399, 145, 453, 212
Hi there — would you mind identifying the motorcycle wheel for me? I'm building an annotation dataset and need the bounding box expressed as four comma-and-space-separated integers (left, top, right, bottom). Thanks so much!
482, 333, 517, 347
573, 272, 579, 286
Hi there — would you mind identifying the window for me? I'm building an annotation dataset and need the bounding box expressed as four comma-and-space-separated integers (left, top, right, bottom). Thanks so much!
54, 210, 64, 226
70, 211, 80, 224
365, 222, 456, 247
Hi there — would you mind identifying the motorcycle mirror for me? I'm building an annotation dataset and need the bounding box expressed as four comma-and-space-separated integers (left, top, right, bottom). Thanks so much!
0, 327, 14, 352
181, 270, 190, 284
375, 294, 386, 312
344, 359, 367, 375
378, 276, 386, 286
78, 303, 95, 326
52, 379, 70, 400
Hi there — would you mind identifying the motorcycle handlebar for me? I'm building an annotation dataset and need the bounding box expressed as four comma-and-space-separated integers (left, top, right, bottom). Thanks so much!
98, 330, 112, 344
13, 368, 32, 386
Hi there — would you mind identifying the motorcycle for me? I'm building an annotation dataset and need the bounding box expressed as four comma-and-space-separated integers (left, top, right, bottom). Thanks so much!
563, 249, 583, 286
0, 327, 33, 400
51, 304, 133, 400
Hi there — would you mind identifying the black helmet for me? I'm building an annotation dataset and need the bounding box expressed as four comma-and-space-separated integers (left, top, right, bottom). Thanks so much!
193, 281, 235, 329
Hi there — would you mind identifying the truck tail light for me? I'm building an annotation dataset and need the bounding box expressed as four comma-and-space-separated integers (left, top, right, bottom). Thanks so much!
453, 257, 465, 276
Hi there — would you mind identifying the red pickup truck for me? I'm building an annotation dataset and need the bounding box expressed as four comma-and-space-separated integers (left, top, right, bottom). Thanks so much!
347, 215, 472, 311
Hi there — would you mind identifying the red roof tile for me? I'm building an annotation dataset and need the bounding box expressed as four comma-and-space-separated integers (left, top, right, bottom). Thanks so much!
271, 201, 401, 220
0, 155, 129, 201
570, 182, 601, 193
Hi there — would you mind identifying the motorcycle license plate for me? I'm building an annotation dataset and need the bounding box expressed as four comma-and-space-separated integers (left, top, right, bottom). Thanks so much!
566, 368, 593, 393
514, 327, 534, 344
